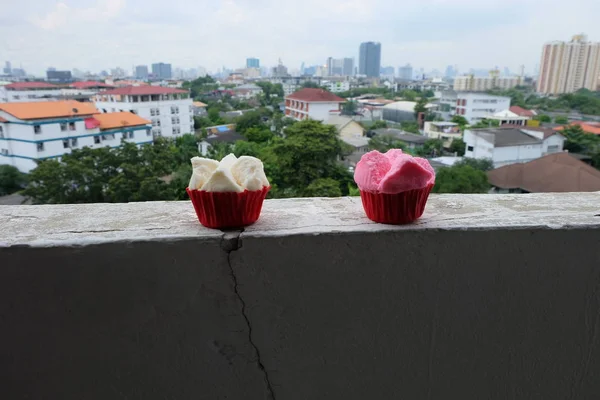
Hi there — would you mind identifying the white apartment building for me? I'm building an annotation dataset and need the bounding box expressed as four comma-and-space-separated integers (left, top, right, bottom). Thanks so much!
537, 34, 600, 95
285, 88, 345, 121
437, 91, 511, 124
94, 86, 193, 138
322, 80, 350, 93
454, 74, 524, 92
464, 126, 565, 168
0, 101, 152, 172
0, 82, 63, 102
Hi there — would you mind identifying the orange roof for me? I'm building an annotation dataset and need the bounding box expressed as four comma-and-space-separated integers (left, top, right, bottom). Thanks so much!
92, 112, 151, 130
286, 88, 345, 103
554, 121, 600, 135
193, 101, 208, 107
0, 117, 7, 122
0, 101, 98, 120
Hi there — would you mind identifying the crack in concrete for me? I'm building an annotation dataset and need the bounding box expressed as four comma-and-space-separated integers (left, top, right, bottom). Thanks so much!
221, 230, 276, 400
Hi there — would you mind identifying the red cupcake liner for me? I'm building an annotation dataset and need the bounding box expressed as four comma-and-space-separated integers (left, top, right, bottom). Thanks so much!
359, 183, 434, 225
186, 186, 270, 229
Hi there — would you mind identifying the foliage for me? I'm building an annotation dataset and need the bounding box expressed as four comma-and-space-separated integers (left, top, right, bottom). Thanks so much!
300, 81, 322, 89
560, 124, 600, 161
399, 89, 418, 101
183, 75, 218, 99
423, 90, 436, 98
414, 98, 428, 118
207, 108, 225, 125
554, 116, 569, 124
235, 111, 265, 133
535, 114, 552, 123
488, 88, 600, 116
455, 157, 494, 172
0, 165, 27, 196
341, 100, 358, 116
400, 121, 420, 134
194, 116, 212, 132
255, 82, 284, 105
369, 135, 406, 152
451, 115, 469, 127
433, 165, 489, 193
243, 127, 274, 143
470, 119, 501, 129
415, 139, 444, 157
369, 120, 388, 130
448, 139, 466, 156
304, 178, 343, 197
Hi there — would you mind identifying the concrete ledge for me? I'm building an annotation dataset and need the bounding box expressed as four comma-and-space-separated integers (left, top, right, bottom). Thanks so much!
1, 193, 600, 399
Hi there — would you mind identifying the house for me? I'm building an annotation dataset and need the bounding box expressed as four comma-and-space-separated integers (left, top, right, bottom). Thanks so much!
232, 84, 263, 99
94, 86, 193, 138
554, 121, 600, 136
423, 121, 461, 147
509, 105, 537, 118
372, 128, 428, 150
0, 101, 151, 172
486, 110, 529, 126
435, 91, 511, 124
464, 126, 565, 168
192, 101, 208, 116
0, 82, 62, 103
488, 152, 600, 193
198, 124, 245, 155
340, 136, 370, 169
285, 88, 345, 121
325, 116, 365, 139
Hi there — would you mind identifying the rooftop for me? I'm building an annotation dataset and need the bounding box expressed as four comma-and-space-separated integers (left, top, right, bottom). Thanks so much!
286, 88, 345, 103
554, 121, 600, 135
4, 82, 59, 90
373, 128, 428, 144
70, 81, 115, 89
468, 127, 545, 147
92, 112, 151, 130
325, 115, 363, 132
500, 124, 556, 139
509, 105, 536, 117
487, 152, 600, 192
341, 136, 370, 148
99, 86, 188, 96
0, 100, 98, 120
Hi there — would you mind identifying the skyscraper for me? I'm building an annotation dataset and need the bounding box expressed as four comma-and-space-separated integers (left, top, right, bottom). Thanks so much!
135, 65, 149, 79
3, 61, 11, 74
343, 58, 354, 76
398, 64, 413, 81
151, 63, 172, 79
246, 58, 260, 68
359, 42, 381, 78
537, 34, 600, 95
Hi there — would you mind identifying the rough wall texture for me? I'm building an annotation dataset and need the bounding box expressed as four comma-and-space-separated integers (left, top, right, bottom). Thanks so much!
1, 193, 600, 399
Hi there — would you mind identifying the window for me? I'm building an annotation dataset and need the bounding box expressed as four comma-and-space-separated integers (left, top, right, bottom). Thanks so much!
37, 142, 44, 152
71, 138, 78, 147
33, 125, 42, 134
171, 106, 179, 114
128, 132, 134, 139
152, 118, 161, 127
172, 127, 181, 135
102, 109, 107, 113
146, 129, 151, 137
62, 140, 69, 149
60, 123, 67, 132
150, 108, 156, 116
1, 149, 8, 156
131, 109, 137, 115
69, 122, 76, 131
547, 145, 559, 153
171, 116, 180, 125
94, 136, 101, 144
153, 128, 162, 137
467, 145, 474, 152
189, 105, 193, 112
13, 95, 20, 100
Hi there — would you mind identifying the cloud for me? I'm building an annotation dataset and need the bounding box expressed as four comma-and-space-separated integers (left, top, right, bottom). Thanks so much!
29, 0, 125, 30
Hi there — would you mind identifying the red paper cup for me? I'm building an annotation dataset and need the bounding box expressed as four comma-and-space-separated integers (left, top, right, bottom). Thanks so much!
186, 186, 270, 229
359, 183, 434, 225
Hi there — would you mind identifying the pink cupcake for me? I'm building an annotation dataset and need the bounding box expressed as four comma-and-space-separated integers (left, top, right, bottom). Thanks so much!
186, 154, 270, 229
354, 149, 435, 224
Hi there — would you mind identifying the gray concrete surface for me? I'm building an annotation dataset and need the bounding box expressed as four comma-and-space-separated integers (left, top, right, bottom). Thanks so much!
1, 193, 600, 399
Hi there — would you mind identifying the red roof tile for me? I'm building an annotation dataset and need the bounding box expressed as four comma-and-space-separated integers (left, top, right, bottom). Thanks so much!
4, 82, 58, 90
286, 88, 345, 103
71, 81, 115, 89
554, 121, 600, 135
509, 105, 536, 117
99, 86, 188, 95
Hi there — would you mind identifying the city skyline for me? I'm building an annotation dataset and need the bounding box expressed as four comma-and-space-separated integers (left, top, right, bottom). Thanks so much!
2, 0, 600, 75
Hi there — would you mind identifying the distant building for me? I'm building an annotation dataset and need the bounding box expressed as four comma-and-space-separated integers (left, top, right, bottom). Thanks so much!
464, 126, 565, 168
199, 124, 245, 155
381, 101, 421, 124
343, 58, 354, 76
284, 88, 345, 121
326, 58, 344, 76
3, 61, 11, 75
454, 71, 524, 92
322, 80, 350, 93
0, 101, 151, 172
537, 34, 600, 95
380, 66, 395, 78
232, 83, 263, 99
46, 70, 72, 83
398, 64, 413, 81
0, 82, 61, 103
94, 86, 192, 138
436, 91, 511, 124
151, 63, 172, 80
246, 58, 260, 68
423, 121, 461, 147
359, 42, 381, 78
372, 128, 428, 150
324, 115, 365, 139
135, 65, 149, 79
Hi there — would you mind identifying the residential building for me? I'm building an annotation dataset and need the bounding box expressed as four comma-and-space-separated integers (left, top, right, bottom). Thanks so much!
94, 86, 193, 138
322, 80, 350, 93
382, 101, 432, 124
246, 58, 260, 69
488, 152, 600, 193
372, 128, 428, 150
192, 101, 208, 116
327, 58, 344, 76
46, 70, 72, 83
359, 42, 381, 78
423, 121, 461, 147
325, 116, 365, 139
340, 136, 370, 169
509, 106, 537, 118
464, 126, 565, 168
486, 110, 530, 126
0, 101, 151, 172
135, 65, 149, 79
343, 58, 354, 76
398, 64, 413, 81
439, 92, 511, 124
537, 34, 600, 95
454, 72, 524, 92
232, 83, 263, 99
0, 82, 62, 102
285, 88, 345, 121
380, 66, 395, 78
151, 63, 172, 80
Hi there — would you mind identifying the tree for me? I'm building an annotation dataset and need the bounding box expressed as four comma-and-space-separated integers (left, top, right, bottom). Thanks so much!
416, 139, 444, 157
369, 135, 407, 152
341, 100, 358, 116
194, 116, 212, 131
0, 165, 27, 196
400, 121, 420, 134
470, 119, 501, 129
433, 165, 489, 193
243, 127, 274, 143
304, 178, 343, 197
455, 157, 494, 171
399, 89, 418, 101
535, 114, 552, 123
369, 120, 388, 130
301, 81, 322, 89
423, 90, 435, 98
414, 98, 428, 118
554, 116, 569, 124
235, 111, 264, 133
451, 115, 469, 127
448, 139, 466, 156
207, 108, 224, 124
560, 124, 600, 155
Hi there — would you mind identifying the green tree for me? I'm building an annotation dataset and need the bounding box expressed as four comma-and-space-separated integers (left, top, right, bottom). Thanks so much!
414, 98, 428, 118
470, 119, 501, 129
448, 139, 466, 156
416, 139, 444, 157
194, 116, 212, 131
423, 90, 435, 98
243, 126, 274, 143
0, 165, 27, 196
535, 114, 552, 123
301, 81, 322, 89
560, 124, 600, 155
207, 108, 224, 124
341, 100, 358, 116
433, 165, 489, 193
400, 121, 420, 134
451, 115, 469, 127
455, 157, 494, 171
554, 115, 569, 124
369, 135, 407, 152
304, 178, 343, 197
369, 120, 388, 130
399, 89, 418, 101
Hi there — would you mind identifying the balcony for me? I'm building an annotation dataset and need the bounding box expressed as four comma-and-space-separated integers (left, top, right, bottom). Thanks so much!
2, 192, 600, 399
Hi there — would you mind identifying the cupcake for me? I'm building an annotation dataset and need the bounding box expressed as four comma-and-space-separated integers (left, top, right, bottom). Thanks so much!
354, 149, 435, 224
186, 153, 270, 229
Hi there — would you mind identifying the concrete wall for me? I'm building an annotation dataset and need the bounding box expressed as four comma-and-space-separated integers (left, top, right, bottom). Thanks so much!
2, 193, 600, 400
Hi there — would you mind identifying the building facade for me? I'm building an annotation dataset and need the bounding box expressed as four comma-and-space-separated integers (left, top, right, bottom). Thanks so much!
537, 34, 600, 95
135, 65, 149, 79
284, 88, 345, 121
0, 82, 62, 102
0, 101, 151, 172
398, 64, 413, 81
151, 63, 173, 80
246, 58, 260, 69
454, 73, 524, 92
343, 58, 354, 76
437, 92, 511, 124
359, 42, 381, 78
94, 86, 193, 138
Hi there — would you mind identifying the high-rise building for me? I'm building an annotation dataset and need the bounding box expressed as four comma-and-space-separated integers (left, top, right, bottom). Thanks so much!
358, 42, 381, 78
46, 70, 72, 83
135, 65, 149, 79
246, 58, 260, 69
537, 34, 600, 95
398, 64, 413, 81
380, 66, 395, 78
343, 58, 354, 76
3, 61, 11, 74
151, 63, 173, 79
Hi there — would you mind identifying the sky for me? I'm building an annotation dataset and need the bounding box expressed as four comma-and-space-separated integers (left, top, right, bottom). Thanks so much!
2, 0, 600, 76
